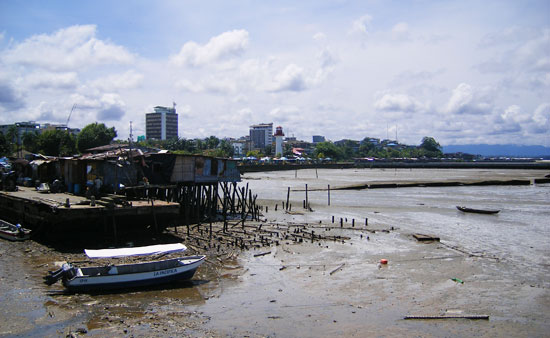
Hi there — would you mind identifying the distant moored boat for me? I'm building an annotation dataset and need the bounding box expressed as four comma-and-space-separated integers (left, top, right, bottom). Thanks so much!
456, 206, 500, 214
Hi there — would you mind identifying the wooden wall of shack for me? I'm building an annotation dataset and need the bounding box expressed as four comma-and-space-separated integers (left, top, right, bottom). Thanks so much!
60, 157, 138, 192
28, 153, 240, 195
143, 154, 240, 185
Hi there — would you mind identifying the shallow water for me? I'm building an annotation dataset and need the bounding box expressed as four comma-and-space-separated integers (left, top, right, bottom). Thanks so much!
245, 168, 550, 285
190, 168, 550, 336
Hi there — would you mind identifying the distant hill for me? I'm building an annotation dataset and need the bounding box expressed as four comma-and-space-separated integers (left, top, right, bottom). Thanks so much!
442, 144, 550, 158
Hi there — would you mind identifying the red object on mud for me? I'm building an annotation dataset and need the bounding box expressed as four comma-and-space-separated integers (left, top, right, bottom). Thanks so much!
380, 259, 388, 264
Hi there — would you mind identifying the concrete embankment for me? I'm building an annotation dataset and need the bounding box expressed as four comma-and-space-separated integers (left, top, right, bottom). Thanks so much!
239, 161, 550, 173
326, 178, 550, 191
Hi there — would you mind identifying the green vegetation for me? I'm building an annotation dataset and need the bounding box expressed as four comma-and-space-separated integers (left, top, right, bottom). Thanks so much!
76, 123, 117, 153
137, 136, 235, 158
312, 136, 443, 161
1, 121, 444, 162
1, 122, 116, 157
39, 129, 77, 156
0, 132, 10, 157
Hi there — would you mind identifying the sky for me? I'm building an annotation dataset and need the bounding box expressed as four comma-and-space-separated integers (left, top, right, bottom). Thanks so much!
0, 0, 549, 146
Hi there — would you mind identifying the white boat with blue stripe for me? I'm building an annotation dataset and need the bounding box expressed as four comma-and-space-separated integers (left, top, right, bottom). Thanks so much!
44, 243, 206, 292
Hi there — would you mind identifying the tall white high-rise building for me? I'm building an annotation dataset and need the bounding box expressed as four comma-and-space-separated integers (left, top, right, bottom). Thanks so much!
146, 105, 178, 140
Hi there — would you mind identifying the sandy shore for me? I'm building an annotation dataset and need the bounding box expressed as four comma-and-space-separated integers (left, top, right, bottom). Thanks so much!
1, 168, 549, 337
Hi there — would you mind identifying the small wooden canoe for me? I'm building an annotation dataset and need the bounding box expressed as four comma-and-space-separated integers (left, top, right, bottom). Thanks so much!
456, 206, 500, 214
0, 219, 31, 241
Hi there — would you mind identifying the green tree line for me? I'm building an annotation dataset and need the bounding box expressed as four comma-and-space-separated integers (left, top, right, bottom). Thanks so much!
136, 136, 235, 158
0, 122, 117, 157
311, 136, 443, 161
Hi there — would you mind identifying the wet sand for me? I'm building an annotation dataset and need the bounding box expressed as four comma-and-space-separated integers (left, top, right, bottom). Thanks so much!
1, 168, 549, 337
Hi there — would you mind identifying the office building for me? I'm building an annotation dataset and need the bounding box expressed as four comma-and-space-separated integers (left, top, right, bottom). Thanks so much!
312, 135, 325, 143
146, 105, 178, 140
249, 123, 273, 151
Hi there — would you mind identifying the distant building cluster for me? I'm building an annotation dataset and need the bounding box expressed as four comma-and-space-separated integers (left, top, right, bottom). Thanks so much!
0, 121, 80, 141
225, 122, 329, 158
3, 105, 406, 160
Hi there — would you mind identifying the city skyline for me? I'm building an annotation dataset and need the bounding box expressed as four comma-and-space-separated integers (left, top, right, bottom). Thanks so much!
0, 1, 549, 146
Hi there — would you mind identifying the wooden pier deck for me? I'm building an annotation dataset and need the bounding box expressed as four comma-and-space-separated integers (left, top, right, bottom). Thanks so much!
0, 187, 180, 234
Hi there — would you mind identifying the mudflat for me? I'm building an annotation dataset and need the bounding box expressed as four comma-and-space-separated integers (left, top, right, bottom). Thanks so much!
1, 168, 549, 337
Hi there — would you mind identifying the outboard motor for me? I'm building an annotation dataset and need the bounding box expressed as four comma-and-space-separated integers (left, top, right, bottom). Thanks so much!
15, 223, 24, 238
44, 263, 72, 285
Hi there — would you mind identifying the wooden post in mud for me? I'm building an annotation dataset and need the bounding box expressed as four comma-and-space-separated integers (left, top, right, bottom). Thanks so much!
185, 186, 190, 236
328, 184, 330, 206
305, 184, 308, 209
340, 218, 343, 227
316, 168, 318, 179
209, 219, 213, 241
231, 182, 237, 214
223, 192, 228, 233
365, 218, 368, 226
286, 187, 290, 211
242, 186, 247, 216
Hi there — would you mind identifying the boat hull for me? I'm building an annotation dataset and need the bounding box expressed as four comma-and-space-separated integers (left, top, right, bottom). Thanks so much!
456, 206, 500, 214
0, 220, 31, 241
62, 256, 205, 292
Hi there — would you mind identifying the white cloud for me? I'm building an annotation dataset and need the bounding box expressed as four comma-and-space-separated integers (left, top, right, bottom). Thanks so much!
445, 83, 493, 115
374, 93, 425, 113
530, 103, 550, 133
175, 79, 202, 93
90, 70, 143, 92
0, 78, 25, 110
2, 25, 134, 71
97, 105, 125, 121
1, 2, 548, 147
269, 64, 307, 92
533, 103, 549, 125
171, 29, 249, 67
313, 32, 326, 41
500, 105, 530, 124
349, 14, 373, 36
23, 72, 79, 89
477, 28, 550, 91
175, 76, 237, 94
391, 22, 410, 40
220, 107, 253, 125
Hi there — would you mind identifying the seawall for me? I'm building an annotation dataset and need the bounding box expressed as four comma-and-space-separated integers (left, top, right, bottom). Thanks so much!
239, 161, 550, 173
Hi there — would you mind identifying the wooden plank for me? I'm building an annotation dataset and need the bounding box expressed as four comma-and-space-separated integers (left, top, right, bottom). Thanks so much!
253, 251, 271, 257
404, 315, 489, 320
329, 263, 345, 275
413, 233, 440, 241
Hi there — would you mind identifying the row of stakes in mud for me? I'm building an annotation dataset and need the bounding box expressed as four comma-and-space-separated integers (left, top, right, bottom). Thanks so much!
182, 201, 391, 255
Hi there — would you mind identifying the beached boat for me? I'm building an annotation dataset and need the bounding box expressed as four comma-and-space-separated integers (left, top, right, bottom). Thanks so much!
44, 243, 206, 292
0, 219, 31, 241
456, 206, 500, 214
